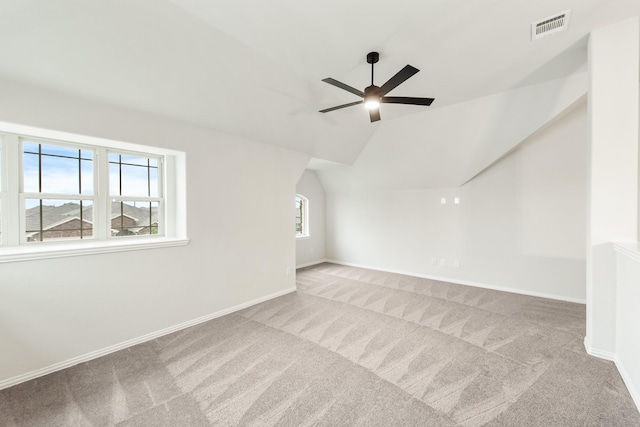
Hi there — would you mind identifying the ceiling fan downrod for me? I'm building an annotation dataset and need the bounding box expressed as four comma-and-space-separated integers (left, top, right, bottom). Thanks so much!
367, 51, 379, 86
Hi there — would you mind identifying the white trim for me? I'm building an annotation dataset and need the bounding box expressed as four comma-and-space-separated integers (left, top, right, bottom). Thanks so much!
613, 242, 640, 263
2, 134, 20, 246
325, 259, 586, 304
584, 338, 640, 413
0, 237, 189, 263
0, 121, 183, 156
583, 337, 616, 361
0, 286, 297, 391
295, 194, 309, 238
296, 259, 328, 269
615, 357, 640, 413
0, 123, 187, 251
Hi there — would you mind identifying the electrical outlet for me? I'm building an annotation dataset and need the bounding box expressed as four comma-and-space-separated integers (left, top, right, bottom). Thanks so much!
440, 197, 447, 204
431, 258, 438, 265
439, 259, 446, 266
454, 197, 460, 204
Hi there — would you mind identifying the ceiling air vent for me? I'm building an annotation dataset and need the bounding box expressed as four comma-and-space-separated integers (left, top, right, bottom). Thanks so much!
532, 10, 571, 40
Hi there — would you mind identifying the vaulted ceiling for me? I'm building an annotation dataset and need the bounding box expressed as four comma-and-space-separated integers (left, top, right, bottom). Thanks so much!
0, 1, 638, 180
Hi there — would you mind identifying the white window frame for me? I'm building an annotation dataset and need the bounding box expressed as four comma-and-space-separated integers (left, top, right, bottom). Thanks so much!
295, 194, 310, 239
0, 122, 188, 263
106, 148, 164, 239
19, 136, 98, 244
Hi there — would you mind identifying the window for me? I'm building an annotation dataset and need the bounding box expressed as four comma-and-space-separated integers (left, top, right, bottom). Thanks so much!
23, 140, 96, 242
295, 194, 309, 238
0, 124, 187, 261
108, 153, 161, 237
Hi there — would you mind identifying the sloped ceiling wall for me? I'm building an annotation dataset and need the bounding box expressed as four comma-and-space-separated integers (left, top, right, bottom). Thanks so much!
1, 1, 637, 172
316, 72, 587, 192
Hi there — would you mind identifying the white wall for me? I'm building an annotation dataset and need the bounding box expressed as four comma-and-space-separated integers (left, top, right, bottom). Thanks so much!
615, 244, 640, 410
586, 16, 639, 355
295, 170, 326, 267
0, 78, 309, 385
323, 101, 587, 302
317, 74, 587, 192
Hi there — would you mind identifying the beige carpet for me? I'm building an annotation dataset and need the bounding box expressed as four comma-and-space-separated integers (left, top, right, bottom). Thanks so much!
1, 263, 638, 426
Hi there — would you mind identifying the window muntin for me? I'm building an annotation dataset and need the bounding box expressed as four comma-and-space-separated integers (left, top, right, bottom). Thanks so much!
25, 199, 94, 242
23, 142, 94, 195
108, 151, 163, 238
111, 200, 159, 237
0, 125, 186, 261
21, 139, 96, 243
0, 134, 168, 247
108, 153, 160, 198
296, 194, 309, 238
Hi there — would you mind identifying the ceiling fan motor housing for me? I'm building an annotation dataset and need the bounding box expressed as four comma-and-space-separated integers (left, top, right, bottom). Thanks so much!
364, 85, 381, 99
366, 51, 379, 64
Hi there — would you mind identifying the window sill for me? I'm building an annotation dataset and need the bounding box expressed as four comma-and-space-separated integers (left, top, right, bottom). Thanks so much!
0, 237, 190, 264
296, 235, 311, 240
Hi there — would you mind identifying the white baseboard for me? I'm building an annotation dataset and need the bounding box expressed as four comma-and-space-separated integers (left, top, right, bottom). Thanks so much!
296, 259, 328, 269
584, 338, 640, 413
0, 286, 296, 391
615, 357, 640, 413
583, 337, 616, 361
325, 259, 586, 304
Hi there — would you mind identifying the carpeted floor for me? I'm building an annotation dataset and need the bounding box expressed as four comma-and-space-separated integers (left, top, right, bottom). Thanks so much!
1, 263, 638, 426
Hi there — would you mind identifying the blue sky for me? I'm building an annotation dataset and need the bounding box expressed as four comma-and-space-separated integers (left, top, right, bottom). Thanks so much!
23, 142, 159, 209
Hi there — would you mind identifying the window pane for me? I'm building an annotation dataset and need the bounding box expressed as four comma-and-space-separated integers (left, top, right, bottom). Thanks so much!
110, 200, 159, 237
148, 167, 159, 197
120, 164, 150, 197
23, 151, 40, 193
23, 142, 93, 195
22, 141, 40, 154
109, 153, 157, 167
296, 196, 304, 235
109, 153, 159, 197
25, 199, 94, 242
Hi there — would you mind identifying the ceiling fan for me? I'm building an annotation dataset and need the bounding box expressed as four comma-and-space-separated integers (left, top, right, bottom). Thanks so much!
319, 52, 434, 122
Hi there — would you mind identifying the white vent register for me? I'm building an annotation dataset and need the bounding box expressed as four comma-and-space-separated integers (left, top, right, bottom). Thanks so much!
532, 10, 571, 40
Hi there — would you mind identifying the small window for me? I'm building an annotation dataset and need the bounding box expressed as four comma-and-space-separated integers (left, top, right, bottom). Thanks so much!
295, 194, 309, 238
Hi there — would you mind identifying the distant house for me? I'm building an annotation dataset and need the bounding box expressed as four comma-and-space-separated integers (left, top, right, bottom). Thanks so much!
26, 202, 158, 242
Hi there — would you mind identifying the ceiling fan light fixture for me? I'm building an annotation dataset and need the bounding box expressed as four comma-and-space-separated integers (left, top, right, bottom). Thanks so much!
364, 98, 380, 110
363, 85, 380, 110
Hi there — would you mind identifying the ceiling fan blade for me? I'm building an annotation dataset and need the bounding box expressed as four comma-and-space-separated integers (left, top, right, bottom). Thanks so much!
319, 100, 363, 113
369, 108, 380, 122
321, 78, 364, 97
381, 96, 434, 106
378, 65, 419, 96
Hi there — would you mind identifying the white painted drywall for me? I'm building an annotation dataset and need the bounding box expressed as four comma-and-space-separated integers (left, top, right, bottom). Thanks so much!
615, 244, 640, 410
586, 17, 639, 354
317, 74, 587, 192
0, 77, 309, 384
323, 100, 588, 301
295, 170, 326, 267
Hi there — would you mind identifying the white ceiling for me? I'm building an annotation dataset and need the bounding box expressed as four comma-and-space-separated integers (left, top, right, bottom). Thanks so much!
0, 0, 638, 165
